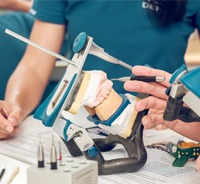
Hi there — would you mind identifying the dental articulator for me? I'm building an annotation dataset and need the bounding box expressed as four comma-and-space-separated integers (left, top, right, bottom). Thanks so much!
5, 29, 160, 178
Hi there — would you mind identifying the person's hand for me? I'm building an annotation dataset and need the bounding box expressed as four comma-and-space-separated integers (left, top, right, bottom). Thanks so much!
0, 0, 32, 12
0, 100, 23, 139
196, 155, 200, 171
124, 65, 178, 130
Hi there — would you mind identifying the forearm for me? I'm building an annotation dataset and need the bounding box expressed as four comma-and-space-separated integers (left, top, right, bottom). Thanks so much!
15, 0, 32, 12
126, 66, 200, 142
0, 0, 32, 12
5, 65, 47, 120
4, 20, 65, 120
167, 120, 200, 142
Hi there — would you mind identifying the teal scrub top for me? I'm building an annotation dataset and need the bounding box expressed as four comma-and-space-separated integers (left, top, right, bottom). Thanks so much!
0, 12, 34, 99
0, 11, 68, 100
31, 0, 200, 94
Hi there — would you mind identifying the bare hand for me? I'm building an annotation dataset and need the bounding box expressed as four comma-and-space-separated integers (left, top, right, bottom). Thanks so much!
0, 100, 23, 139
196, 155, 200, 171
124, 66, 177, 129
0, 0, 32, 12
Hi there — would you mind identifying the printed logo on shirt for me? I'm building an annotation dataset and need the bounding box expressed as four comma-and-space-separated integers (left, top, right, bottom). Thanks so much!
142, 0, 159, 12
29, 8, 37, 16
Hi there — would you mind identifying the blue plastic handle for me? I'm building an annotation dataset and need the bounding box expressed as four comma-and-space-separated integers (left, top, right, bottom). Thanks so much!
180, 67, 200, 98
170, 64, 187, 84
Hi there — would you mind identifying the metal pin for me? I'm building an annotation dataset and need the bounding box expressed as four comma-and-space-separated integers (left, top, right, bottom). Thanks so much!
5, 29, 78, 67
59, 141, 66, 166
50, 134, 57, 170
37, 134, 45, 168
89, 42, 133, 70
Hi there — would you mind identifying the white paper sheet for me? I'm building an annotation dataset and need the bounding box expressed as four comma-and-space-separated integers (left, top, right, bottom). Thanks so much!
0, 115, 199, 184
99, 148, 199, 184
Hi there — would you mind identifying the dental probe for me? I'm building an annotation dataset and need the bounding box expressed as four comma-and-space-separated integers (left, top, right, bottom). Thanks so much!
111, 76, 165, 82
5, 29, 78, 67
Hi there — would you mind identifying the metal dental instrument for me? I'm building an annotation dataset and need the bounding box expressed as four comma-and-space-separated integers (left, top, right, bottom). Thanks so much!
50, 134, 57, 170
37, 134, 45, 168
5, 29, 78, 67
58, 141, 65, 166
111, 76, 165, 82
5, 29, 132, 70
89, 42, 133, 70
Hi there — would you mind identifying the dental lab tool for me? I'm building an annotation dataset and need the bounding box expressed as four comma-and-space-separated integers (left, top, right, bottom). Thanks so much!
79, 42, 133, 70
6, 29, 148, 175
5, 29, 132, 70
5, 166, 20, 184
27, 134, 97, 184
27, 158, 98, 184
5, 29, 77, 67
58, 141, 66, 166
111, 76, 165, 82
50, 134, 57, 170
37, 135, 45, 168
33, 32, 148, 175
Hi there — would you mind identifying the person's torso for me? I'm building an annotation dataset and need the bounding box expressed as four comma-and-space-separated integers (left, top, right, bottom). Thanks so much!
32, 0, 199, 93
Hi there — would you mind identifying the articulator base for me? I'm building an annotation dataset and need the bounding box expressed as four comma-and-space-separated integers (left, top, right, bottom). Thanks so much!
60, 102, 148, 175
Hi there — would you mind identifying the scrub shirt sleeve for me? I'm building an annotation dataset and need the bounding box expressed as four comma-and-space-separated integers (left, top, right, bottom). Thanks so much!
194, 2, 200, 31
30, 0, 67, 24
